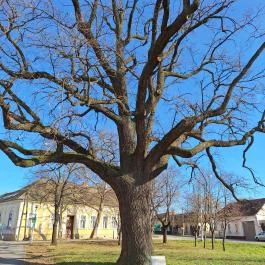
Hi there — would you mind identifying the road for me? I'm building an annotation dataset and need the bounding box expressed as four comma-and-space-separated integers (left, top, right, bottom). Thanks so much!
153, 234, 265, 244
0, 241, 25, 265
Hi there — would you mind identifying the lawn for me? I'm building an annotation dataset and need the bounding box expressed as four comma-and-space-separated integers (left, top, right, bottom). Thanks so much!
25, 239, 265, 265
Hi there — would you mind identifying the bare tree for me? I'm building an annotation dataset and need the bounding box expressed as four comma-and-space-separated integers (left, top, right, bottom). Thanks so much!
32, 164, 83, 246
208, 188, 221, 250
200, 173, 215, 249
0, 1, 265, 264
218, 187, 242, 252
186, 191, 202, 247
83, 172, 114, 239
219, 188, 231, 252
151, 168, 179, 243
186, 171, 223, 249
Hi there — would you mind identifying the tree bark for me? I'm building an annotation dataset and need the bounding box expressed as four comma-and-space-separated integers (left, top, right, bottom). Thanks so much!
203, 224, 206, 249
57, 206, 63, 240
162, 225, 168, 244
90, 201, 104, 239
114, 181, 153, 265
211, 231, 214, 250
222, 222, 227, 252
51, 205, 60, 246
194, 231, 197, 247
118, 227, 122, 246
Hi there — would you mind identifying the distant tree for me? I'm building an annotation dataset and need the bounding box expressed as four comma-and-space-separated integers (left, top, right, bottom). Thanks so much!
83, 172, 117, 239
0, 1, 265, 264
218, 188, 241, 252
151, 168, 179, 243
186, 191, 202, 247
186, 171, 223, 249
208, 190, 221, 250
219, 189, 230, 252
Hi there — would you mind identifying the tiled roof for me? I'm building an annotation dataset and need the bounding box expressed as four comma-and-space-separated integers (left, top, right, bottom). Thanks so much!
218, 198, 265, 217
0, 180, 118, 208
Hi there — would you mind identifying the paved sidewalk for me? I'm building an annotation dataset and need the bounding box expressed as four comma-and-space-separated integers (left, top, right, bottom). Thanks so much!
0, 241, 25, 265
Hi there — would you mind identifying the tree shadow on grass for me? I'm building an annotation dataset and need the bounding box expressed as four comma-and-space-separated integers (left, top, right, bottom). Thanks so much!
25, 260, 115, 265
56, 261, 116, 265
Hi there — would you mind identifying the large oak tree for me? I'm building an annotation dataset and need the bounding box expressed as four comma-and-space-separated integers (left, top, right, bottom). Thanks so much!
0, 1, 265, 264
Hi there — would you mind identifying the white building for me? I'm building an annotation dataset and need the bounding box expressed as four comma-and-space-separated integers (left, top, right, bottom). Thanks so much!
216, 198, 265, 240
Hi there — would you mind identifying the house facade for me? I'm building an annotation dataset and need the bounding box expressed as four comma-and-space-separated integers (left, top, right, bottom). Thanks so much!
0, 183, 119, 241
216, 198, 265, 240
153, 212, 210, 236
154, 198, 265, 241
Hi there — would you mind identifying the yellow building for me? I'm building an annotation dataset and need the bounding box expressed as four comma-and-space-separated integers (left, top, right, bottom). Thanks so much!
0, 182, 119, 241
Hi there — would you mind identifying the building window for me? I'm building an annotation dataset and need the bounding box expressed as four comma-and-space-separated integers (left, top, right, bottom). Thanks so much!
112, 217, 118, 228
80, 215, 86, 229
91, 216, 96, 228
235, 223, 238, 233
228, 224, 231, 233
7, 211, 13, 228
103, 216, 108, 229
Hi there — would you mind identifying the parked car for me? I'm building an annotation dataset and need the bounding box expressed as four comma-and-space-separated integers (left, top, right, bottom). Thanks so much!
255, 231, 265, 241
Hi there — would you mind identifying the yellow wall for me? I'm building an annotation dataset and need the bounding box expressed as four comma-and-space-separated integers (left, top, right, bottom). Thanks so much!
16, 201, 119, 241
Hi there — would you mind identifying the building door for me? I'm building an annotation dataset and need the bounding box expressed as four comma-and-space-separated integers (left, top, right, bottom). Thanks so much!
66, 215, 74, 239
242, 221, 256, 241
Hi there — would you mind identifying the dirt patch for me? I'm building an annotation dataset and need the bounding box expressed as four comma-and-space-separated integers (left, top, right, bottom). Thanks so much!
24, 243, 55, 265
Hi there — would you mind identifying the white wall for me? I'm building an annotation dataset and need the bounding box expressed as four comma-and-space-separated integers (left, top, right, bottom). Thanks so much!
256, 205, 265, 231
217, 215, 259, 238
0, 200, 23, 240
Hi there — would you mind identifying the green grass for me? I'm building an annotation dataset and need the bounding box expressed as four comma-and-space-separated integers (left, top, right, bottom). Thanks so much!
46, 240, 265, 265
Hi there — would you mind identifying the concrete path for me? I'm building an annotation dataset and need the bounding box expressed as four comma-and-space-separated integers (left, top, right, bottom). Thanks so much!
0, 241, 25, 265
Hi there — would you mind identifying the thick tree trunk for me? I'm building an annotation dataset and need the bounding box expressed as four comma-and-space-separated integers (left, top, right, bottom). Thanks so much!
114, 181, 153, 265
194, 231, 197, 247
90, 201, 103, 239
51, 206, 60, 246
